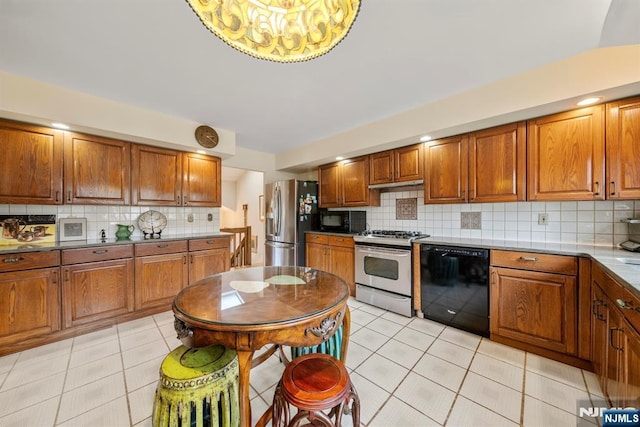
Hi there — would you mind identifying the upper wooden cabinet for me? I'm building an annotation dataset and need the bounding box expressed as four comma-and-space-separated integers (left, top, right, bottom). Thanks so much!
128, 144, 223, 207
319, 156, 379, 208
182, 153, 221, 207
132, 144, 182, 206
469, 122, 526, 203
369, 143, 423, 185
424, 135, 468, 204
0, 120, 64, 205
527, 106, 605, 201
64, 132, 131, 205
606, 96, 640, 200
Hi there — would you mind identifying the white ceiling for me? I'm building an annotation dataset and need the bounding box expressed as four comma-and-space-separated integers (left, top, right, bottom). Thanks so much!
1, 0, 639, 163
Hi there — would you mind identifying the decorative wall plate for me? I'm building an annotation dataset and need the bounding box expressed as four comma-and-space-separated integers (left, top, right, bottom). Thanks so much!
138, 210, 167, 238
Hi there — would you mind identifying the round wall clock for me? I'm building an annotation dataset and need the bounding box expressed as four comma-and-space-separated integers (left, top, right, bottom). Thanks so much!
195, 125, 219, 148
138, 210, 167, 238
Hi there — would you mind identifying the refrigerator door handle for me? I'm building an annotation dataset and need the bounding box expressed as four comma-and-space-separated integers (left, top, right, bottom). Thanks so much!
274, 185, 282, 236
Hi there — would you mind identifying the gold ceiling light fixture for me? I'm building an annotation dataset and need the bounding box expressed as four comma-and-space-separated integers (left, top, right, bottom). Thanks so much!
185, 0, 361, 63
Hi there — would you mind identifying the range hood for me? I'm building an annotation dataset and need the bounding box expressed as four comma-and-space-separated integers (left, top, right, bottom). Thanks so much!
368, 179, 423, 190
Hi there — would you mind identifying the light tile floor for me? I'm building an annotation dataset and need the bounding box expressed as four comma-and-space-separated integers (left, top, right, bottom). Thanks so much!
0, 297, 604, 426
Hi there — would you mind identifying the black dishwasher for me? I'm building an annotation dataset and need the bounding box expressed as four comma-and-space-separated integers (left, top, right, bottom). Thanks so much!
419, 244, 490, 337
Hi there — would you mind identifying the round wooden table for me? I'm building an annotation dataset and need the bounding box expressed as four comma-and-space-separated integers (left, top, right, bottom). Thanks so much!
172, 266, 351, 427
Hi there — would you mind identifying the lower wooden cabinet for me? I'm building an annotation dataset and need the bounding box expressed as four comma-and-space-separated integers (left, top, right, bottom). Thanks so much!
591, 263, 640, 407
135, 241, 189, 310
306, 233, 355, 296
490, 250, 577, 355
0, 267, 60, 347
188, 237, 230, 285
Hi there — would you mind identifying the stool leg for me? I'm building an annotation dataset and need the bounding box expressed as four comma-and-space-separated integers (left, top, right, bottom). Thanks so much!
289, 410, 334, 427
348, 383, 361, 427
272, 382, 290, 427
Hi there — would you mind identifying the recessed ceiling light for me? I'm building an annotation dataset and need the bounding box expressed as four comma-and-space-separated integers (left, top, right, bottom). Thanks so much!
336, 156, 344, 161
51, 122, 70, 129
576, 97, 602, 106
196, 149, 206, 154
420, 135, 432, 142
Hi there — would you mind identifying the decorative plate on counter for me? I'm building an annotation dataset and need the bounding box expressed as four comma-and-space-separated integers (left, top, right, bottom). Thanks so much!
137, 210, 167, 238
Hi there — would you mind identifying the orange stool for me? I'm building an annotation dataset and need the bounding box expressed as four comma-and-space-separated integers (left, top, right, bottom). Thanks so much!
272, 353, 360, 427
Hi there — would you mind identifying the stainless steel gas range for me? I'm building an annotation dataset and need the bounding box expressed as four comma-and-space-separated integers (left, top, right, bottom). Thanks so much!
353, 230, 429, 317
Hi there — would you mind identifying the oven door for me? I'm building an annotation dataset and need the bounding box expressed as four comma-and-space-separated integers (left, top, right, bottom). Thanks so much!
355, 245, 412, 296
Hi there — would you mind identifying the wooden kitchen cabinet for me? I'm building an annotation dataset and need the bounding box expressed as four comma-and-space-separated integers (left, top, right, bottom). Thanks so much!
369, 143, 423, 185
134, 240, 189, 310
0, 119, 64, 205
527, 105, 605, 201
319, 156, 379, 208
61, 245, 134, 328
606, 96, 640, 200
188, 237, 231, 285
424, 134, 468, 204
591, 263, 640, 407
131, 144, 183, 206
469, 122, 526, 202
63, 132, 131, 205
182, 152, 221, 207
0, 251, 61, 347
490, 250, 577, 355
305, 233, 355, 295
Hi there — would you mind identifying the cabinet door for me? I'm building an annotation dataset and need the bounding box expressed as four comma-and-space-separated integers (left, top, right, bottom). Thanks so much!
62, 259, 134, 328
527, 106, 605, 201
131, 144, 182, 206
624, 325, 640, 406
135, 253, 188, 310
395, 143, 423, 183
469, 122, 526, 203
591, 283, 609, 390
182, 153, 221, 207
424, 135, 468, 204
318, 163, 341, 208
606, 302, 625, 406
369, 150, 394, 185
305, 242, 327, 271
189, 248, 230, 285
64, 132, 131, 205
0, 268, 60, 346
341, 156, 371, 206
328, 245, 355, 296
606, 96, 640, 200
0, 120, 64, 205
490, 266, 577, 354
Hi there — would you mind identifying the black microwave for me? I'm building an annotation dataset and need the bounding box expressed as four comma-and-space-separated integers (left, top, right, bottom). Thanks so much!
319, 210, 366, 234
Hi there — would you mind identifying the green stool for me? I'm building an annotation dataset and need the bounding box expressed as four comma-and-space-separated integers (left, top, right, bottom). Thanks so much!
152, 345, 240, 427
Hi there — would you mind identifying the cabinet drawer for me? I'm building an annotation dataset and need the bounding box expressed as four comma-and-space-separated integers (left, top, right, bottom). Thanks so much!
62, 245, 133, 265
306, 234, 329, 244
328, 235, 354, 248
135, 240, 188, 256
189, 237, 230, 251
0, 251, 60, 272
491, 250, 577, 275
592, 264, 624, 302
620, 288, 640, 334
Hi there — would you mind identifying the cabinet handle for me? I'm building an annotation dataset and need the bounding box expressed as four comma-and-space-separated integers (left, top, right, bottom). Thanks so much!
52, 270, 58, 285
183, 255, 187, 264
64, 270, 70, 281
519, 256, 538, 262
55, 191, 60, 202
206, 240, 216, 244
610, 181, 616, 196
190, 254, 194, 264
183, 196, 187, 206
93, 249, 108, 254
67, 190, 72, 202
592, 300, 600, 317
2, 257, 24, 263
616, 298, 640, 312
156, 244, 169, 248
177, 196, 181, 206
609, 327, 624, 351
594, 181, 600, 196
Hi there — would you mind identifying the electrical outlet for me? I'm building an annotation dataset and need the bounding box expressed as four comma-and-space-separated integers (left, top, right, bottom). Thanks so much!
187, 214, 194, 223
538, 213, 549, 225
207, 213, 213, 222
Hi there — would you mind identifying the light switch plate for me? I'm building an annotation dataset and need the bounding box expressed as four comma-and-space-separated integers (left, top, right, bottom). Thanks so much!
538, 213, 549, 225
187, 214, 194, 223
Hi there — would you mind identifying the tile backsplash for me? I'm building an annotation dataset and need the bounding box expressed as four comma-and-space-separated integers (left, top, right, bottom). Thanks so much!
0, 204, 220, 241
356, 190, 640, 246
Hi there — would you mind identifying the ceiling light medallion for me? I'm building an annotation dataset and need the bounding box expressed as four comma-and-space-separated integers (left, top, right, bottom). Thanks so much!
186, 0, 361, 63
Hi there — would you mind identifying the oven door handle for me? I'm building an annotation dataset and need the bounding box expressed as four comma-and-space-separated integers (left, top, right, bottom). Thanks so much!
356, 246, 411, 256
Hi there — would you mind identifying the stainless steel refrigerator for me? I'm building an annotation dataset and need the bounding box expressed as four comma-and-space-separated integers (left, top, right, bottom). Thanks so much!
265, 180, 319, 266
